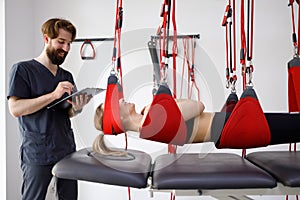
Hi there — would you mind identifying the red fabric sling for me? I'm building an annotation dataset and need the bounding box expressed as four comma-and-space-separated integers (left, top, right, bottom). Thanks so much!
218, 87, 271, 149
102, 74, 124, 135
140, 85, 187, 145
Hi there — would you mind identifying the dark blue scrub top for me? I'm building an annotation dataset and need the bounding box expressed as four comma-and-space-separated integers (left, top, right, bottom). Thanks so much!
7, 59, 77, 165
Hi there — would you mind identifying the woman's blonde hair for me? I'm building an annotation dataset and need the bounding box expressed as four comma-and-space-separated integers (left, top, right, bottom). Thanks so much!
92, 103, 127, 156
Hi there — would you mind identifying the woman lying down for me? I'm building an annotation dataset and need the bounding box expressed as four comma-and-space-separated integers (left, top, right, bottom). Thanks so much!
92, 98, 300, 156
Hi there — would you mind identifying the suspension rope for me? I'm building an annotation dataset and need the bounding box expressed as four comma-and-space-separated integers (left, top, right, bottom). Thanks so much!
239, 0, 256, 157
222, 0, 237, 92
111, 0, 124, 86
172, 0, 178, 98
240, 0, 247, 89
288, 0, 298, 52
158, 0, 169, 83
181, 37, 200, 101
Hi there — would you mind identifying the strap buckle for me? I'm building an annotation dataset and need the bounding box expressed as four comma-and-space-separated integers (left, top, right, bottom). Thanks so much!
246, 61, 254, 86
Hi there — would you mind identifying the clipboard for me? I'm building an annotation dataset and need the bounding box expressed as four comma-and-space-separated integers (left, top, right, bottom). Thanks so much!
47, 87, 105, 110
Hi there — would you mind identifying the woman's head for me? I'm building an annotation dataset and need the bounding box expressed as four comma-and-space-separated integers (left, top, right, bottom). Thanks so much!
94, 99, 137, 132
94, 103, 104, 131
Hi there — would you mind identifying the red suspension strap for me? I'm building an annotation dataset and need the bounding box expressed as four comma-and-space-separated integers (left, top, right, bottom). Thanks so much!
171, 0, 178, 98
181, 37, 200, 101
221, 0, 238, 113
244, 0, 255, 90
112, 0, 124, 85
217, 0, 271, 155
141, 0, 188, 149
222, 0, 237, 92
102, 0, 126, 136
289, 0, 298, 54
157, 0, 178, 89
158, 0, 169, 83
101, 1, 130, 198
161, 0, 180, 153
240, 0, 247, 90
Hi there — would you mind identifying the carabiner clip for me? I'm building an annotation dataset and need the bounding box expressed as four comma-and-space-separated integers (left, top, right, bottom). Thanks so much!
231, 79, 236, 93
294, 45, 299, 58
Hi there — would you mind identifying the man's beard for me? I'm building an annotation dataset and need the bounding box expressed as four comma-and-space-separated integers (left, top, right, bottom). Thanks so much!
46, 46, 68, 65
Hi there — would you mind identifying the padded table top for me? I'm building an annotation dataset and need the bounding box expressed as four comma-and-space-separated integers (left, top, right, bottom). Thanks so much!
247, 151, 300, 187
52, 148, 152, 188
152, 153, 277, 190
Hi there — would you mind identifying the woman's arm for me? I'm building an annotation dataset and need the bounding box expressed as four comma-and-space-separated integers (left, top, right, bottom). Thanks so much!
176, 99, 205, 121
140, 99, 204, 125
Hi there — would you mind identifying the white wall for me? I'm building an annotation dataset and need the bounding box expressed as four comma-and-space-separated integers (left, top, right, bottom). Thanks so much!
5, 0, 34, 199
1, 0, 6, 199
5, 0, 300, 200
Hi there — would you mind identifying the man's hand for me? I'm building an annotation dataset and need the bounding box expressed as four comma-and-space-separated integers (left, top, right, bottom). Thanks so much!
52, 81, 74, 100
68, 94, 92, 116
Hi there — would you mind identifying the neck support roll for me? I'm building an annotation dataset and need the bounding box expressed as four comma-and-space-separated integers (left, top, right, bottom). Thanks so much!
102, 74, 124, 135
140, 85, 187, 145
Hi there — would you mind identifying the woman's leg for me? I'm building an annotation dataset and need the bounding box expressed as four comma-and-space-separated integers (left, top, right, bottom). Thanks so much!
209, 112, 300, 147
265, 113, 300, 145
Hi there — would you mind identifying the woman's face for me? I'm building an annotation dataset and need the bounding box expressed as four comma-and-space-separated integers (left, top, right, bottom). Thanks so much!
119, 98, 136, 119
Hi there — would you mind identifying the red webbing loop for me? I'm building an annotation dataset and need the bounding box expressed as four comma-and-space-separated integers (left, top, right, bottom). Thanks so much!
179, 39, 187, 99
182, 38, 191, 97
181, 37, 201, 102
80, 39, 96, 60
